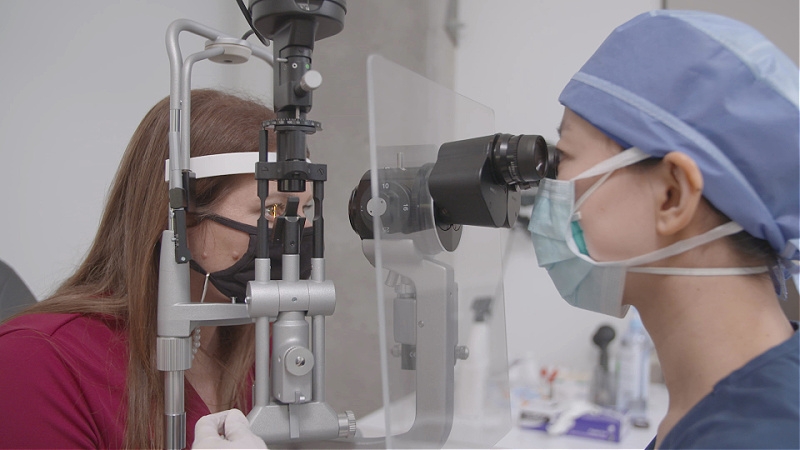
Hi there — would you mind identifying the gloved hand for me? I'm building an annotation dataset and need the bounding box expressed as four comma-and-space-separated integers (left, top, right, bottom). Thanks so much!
192, 408, 267, 449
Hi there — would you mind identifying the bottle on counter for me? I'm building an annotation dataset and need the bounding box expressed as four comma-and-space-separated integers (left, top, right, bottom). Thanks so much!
615, 307, 653, 428
590, 324, 616, 408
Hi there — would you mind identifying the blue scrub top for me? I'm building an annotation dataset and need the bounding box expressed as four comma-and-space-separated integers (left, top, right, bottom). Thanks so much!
647, 322, 799, 449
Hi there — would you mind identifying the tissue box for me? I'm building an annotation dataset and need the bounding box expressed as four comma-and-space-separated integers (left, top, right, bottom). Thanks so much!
519, 402, 625, 442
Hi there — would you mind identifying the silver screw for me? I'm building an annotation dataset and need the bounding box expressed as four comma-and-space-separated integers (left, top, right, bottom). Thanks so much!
296, 356, 306, 367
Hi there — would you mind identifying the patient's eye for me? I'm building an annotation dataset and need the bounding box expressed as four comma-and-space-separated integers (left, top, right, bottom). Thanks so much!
266, 203, 286, 219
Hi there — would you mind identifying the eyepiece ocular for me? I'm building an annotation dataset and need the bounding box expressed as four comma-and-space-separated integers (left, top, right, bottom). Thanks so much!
490, 134, 556, 188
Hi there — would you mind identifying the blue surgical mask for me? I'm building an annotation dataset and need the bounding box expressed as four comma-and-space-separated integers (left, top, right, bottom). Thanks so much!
528, 147, 767, 318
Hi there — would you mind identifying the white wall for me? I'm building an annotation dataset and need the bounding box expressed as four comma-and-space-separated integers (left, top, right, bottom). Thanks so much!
0, 1, 268, 298
455, 0, 661, 374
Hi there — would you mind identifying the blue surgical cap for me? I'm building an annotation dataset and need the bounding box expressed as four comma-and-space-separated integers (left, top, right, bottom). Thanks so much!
559, 10, 800, 264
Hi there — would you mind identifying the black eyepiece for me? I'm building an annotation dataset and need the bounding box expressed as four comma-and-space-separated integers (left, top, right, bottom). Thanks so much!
490, 134, 556, 187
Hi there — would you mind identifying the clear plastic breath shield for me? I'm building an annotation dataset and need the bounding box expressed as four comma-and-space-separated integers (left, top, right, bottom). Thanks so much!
353, 55, 512, 448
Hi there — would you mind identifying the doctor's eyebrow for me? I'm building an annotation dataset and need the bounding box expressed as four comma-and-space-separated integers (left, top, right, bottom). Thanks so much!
556, 126, 562, 137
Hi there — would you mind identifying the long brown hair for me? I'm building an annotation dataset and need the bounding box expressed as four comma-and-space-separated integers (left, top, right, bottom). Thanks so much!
20, 89, 275, 448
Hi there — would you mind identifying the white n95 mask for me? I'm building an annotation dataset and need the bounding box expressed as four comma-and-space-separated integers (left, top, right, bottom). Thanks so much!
528, 147, 768, 318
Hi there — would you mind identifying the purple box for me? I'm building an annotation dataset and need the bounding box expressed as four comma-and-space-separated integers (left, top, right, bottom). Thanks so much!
565, 412, 624, 442
519, 407, 625, 442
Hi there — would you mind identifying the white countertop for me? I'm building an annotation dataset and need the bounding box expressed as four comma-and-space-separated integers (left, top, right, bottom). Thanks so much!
358, 383, 668, 449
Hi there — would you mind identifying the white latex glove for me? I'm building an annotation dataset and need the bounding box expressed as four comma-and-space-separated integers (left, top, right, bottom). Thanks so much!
193, 409, 267, 449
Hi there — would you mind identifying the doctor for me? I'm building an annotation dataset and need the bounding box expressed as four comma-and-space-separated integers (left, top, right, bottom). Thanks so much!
529, 10, 799, 449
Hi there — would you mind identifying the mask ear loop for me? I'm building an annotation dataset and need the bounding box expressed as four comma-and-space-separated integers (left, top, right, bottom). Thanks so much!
573, 170, 615, 214
199, 272, 210, 304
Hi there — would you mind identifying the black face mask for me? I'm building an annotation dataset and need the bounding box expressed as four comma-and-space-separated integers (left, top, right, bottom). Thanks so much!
189, 214, 313, 303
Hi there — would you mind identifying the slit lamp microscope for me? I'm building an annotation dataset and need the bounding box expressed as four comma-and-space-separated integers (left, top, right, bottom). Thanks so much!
156, 1, 558, 448
157, 1, 351, 448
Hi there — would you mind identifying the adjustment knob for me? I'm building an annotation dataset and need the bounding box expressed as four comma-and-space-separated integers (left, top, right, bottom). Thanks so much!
298, 70, 323, 93
283, 346, 314, 376
338, 410, 357, 438
205, 38, 252, 64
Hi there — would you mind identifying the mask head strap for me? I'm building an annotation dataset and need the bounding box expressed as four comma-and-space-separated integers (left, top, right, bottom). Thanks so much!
571, 147, 651, 213
572, 147, 651, 181
201, 214, 259, 235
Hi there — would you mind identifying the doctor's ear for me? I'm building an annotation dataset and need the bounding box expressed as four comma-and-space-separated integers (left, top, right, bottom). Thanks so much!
651, 152, 704, 236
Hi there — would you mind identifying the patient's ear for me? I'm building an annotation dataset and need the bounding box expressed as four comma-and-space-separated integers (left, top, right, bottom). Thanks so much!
651, 152, 704, 236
